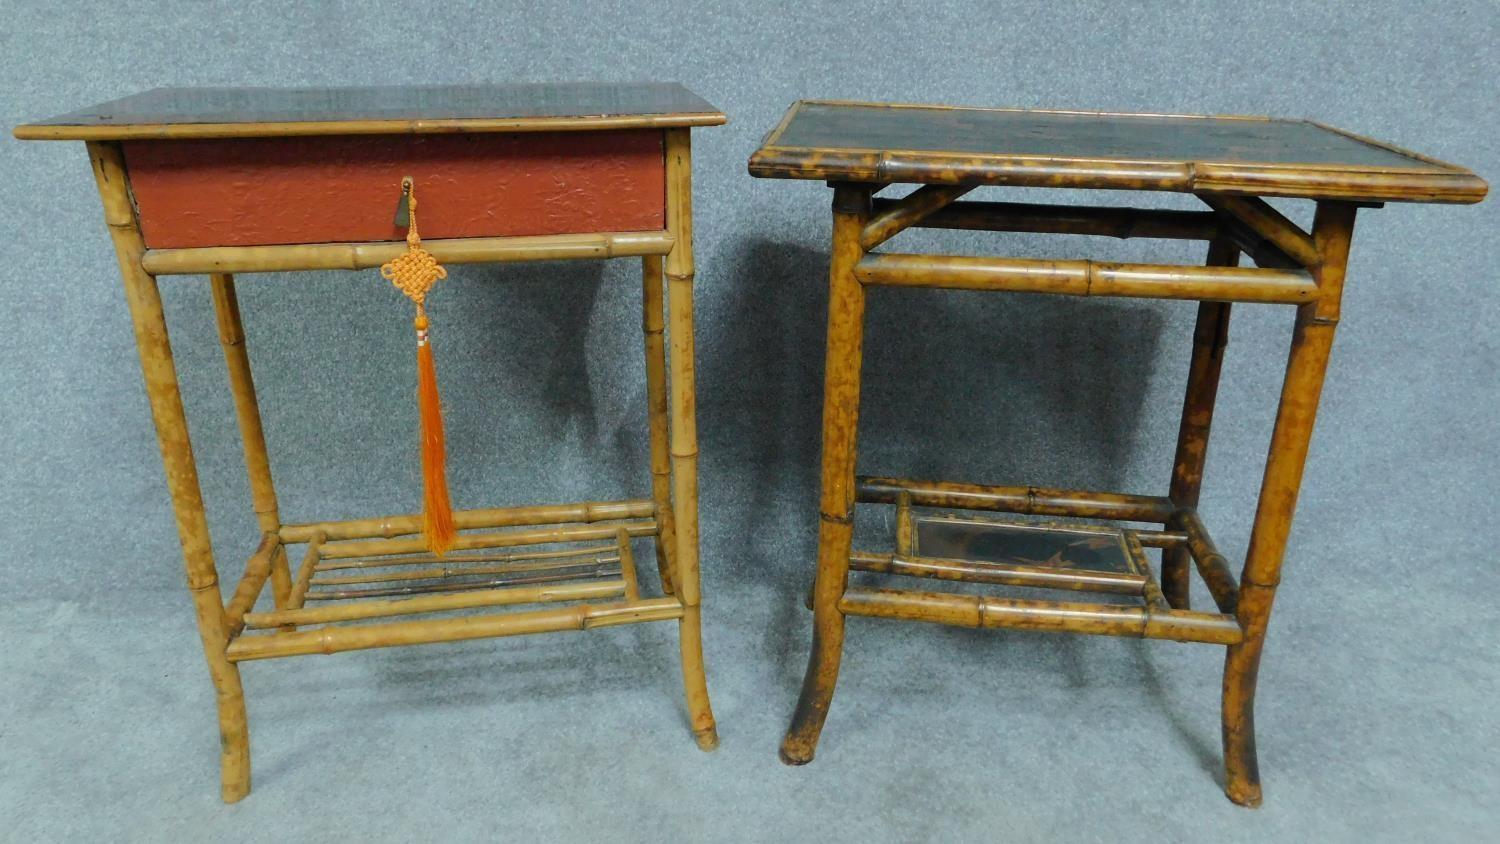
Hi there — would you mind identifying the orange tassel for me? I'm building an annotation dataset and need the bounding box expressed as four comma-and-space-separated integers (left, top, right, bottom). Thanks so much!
415, 313, 456, 555
381, 177, 457, 556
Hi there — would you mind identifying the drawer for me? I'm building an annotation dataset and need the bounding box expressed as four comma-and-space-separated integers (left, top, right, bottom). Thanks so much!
122, 130, 666, 249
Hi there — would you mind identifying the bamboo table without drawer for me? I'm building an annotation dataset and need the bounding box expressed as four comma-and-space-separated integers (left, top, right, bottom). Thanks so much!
15, 82, 724, 803
748, 100, 1487, 806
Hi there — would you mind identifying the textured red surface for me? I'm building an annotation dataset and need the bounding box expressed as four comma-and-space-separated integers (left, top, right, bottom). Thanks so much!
123, 131, 666, 249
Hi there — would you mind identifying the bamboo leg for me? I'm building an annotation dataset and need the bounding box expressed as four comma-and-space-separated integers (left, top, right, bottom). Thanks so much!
781, 182, 872, 765
210, 273, 291, 608
664, 129, 718, 751
1223, 201, 1356, 807
642, 254, 678, 595
1164, 237, 1238, 608
88, 142, 251, 803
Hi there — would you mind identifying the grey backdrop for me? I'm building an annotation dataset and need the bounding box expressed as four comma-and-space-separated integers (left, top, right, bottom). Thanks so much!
2, 0, 1497, 840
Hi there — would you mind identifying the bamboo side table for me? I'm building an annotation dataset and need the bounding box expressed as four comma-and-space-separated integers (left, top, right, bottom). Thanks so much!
15, 83, 724, 802
748, 100, 1486, 806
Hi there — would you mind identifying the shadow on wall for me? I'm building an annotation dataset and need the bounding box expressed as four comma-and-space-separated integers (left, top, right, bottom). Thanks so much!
461, 261, 608, 427
700, 237, 1166, 590
445, 258, 646, 504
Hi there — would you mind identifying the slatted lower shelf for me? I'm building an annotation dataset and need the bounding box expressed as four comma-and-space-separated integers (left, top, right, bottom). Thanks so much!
221, 499, 683, 662
845, 477, 1246, 645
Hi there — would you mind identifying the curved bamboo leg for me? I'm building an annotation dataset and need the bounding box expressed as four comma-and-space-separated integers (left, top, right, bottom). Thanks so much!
89, 142, 251, 802
1164, 237, 1238, 608
781, 183, 872, 765
1223, 202, 1355, 807
641, 255, 678, 595
664, 129, 717, 751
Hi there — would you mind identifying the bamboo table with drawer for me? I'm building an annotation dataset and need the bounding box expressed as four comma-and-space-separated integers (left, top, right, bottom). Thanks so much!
748, 100, 1486, 806
15, 83, 723, 802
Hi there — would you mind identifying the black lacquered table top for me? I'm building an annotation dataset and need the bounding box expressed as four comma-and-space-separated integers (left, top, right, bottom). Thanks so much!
748, 100, 1485, 203
15, 82, 725, 140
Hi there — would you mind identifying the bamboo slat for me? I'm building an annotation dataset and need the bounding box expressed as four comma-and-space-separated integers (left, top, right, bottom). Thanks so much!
839, 586, 1243, 645
1200, 194, 1320, 268
280, 499, 654, 544
857, 476, 1174, 522
314, 520, 657, 560
304, 564, 620, 600
894, 491, 914, 557
855, 253, 1318, 304
243, 580, 626, 629
88, 140, 250, 803
871, 199, 1222, 241
140, 231, 675, 275
849, 550, 1147, 594
315, 544, 618, 572
226, 598, 685, 662
1133, 529, 1189, 549
616, 528, 641, 602
1124, 531, 1171, 611
310, 556, 619, 586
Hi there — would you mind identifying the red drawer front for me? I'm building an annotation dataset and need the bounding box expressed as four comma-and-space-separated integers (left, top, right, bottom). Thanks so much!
123, 131, 666, 249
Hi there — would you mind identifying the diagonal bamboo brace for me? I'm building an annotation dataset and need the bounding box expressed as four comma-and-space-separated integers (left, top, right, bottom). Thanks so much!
1199, 194, 1320, 268
859, 185, 974, 249
223, 533, 281, 636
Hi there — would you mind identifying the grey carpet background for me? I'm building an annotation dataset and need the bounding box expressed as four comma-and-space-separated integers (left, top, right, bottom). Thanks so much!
2, 0, 1497, 840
